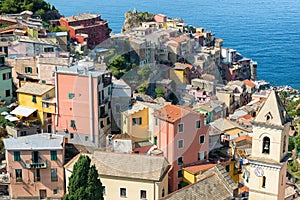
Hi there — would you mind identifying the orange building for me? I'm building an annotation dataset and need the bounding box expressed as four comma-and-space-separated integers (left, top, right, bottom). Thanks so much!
153, 105, 209, 192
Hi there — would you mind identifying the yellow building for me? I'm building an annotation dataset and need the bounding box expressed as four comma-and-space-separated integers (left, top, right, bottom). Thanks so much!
121, 103, 149, 142
169, 63, 190, 85
14, 82, 55, 132
65, 151, 170, 200
183, 163, 216, 184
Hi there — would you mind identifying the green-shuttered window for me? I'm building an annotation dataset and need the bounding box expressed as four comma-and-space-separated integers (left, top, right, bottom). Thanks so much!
14, 151, 21, 161
50, 151, 57, 160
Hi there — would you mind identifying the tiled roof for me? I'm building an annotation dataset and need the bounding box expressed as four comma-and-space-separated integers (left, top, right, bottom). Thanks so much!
92, 151, 170, 181
211, 118, 248, 133
161, 165, 236, 200
170, 36, 189, 43
173, 62, 188, 70
122, 103, 147, 116
3, 133, 64, 150
254, 90, 289, 126
243, 79, 255, 88
63, 13, 100, 22
184, 163, 216, 174
17, 82, 54, 96
154, 105, 196, 123
233, 135, 252, 143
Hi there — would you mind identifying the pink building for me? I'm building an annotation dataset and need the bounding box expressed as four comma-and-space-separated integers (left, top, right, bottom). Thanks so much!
154, 14, 167, 23
3, 133, 65, 199
54, 65, 112, 148
153, 105, 209, 192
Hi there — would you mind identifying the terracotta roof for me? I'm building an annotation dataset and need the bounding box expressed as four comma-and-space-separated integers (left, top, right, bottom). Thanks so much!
167, 42, 179, 47
133, 145, 153, 154
169, 36, 189, 43
184, 163, 216, 174
154, 105, 196, 123
243, 79, 255, 88
233, 135, 252, 143
17, 82, 54, 96
238, 114, 252, 120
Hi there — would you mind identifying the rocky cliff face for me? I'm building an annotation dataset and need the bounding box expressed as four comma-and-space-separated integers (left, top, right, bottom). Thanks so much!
122, 9, 154, 33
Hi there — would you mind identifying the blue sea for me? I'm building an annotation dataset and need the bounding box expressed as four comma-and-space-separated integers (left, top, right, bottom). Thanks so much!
47, 0, 300, 90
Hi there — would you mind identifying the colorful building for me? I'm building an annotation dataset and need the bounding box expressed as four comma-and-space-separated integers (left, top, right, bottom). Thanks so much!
153, 104, 209, 192
65, 151, 170, 200
14, 82, 55, 132
59, 13, 109, 49
169, 63, 191, 85
54, 65, 112, 148
3, 133, 65, 199
0, 53, 13, 104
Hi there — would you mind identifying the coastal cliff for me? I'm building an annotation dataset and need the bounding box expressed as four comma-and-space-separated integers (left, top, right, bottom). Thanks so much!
122, 9, 154, 33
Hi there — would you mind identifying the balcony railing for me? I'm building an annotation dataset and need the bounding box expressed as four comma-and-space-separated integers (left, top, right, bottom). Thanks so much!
24, 160, 48, 169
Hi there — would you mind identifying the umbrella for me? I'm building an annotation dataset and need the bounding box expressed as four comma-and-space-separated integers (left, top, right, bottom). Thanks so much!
8, 117, 19, 122
5, 115, 12, 120
1, 111, 9, 116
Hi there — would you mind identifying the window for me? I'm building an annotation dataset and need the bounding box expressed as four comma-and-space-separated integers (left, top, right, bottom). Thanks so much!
177, 170, 183, 178
33, 111, 37, 117
2, 72, 11, 80
44, 47, 54, 52
107, 117, 111, 125
36, 67, 39, 74
15, 169, 22, 182
178, 140, 184, 149
42, 80, 46, 84
70, 133, 74, 139
68, 93, 75, 99
20, 131, 27, 136
196, 120, 201, 129
85, 136, 88, 141
120, 188, 126, 198
14, 151, 21, 161
42, 102, 50, 108
154, 136, 157, 145
25, 67, 32, 73
102, 186, 106, 196
50, 151, 57, 161
140, 190, 147, 199
262, 136, 270, 154
178, 123, 184, 132
178, 156, 183, 165
198, 151, 205, 160
108, 86, 111, 95
162, 188, 165, 197
34, 169, 40, 182
155, 118, 158, 126
283, 135, 286, 153
51, 168, 58, 182
70, 120, 76, 129
32, 95, 37, 103
53, 188, 58, 194
132, 117, 142, 125
262, 176, 266, 188
225, 165, 230, 172
108, 102, 111, 109
200, 135, 205, 144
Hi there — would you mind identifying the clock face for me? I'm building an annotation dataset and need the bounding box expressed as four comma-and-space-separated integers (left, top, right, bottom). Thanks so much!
255, 167, 264, 177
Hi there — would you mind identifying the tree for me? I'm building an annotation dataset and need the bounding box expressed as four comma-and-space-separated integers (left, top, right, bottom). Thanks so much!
155, 87, 165, 98
289, 137, 295, 151
295, 136, 300, 151
137, 65, 151, 81
65, 155, 104, 200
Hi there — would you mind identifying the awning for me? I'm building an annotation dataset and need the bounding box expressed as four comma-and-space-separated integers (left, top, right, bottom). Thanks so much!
10, 106, 37, 117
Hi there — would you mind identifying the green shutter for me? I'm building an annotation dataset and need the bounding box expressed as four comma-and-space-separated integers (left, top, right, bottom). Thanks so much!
50, 151, 57, 160
14, 152, 20, 161
68, 93, 75, 99
70, 120, 76, 128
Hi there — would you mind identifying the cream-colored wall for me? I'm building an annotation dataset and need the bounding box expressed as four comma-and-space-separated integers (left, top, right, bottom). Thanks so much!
248, 163, 286, 200
100, 175, 168, 200
252, 124, 289, 163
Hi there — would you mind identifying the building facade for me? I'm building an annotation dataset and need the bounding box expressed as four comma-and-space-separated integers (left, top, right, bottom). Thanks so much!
153, 105, 209, 192
0, 53, 13, 104
59, 13, 109, 49
248, 90, 290, 200
3, 133, 65, 199
54, 65, 112, 148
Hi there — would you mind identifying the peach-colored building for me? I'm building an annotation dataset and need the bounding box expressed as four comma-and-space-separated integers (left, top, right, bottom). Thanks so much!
153, 105, 209, 192
3, 133, 65, 199
54, 65, 112, 148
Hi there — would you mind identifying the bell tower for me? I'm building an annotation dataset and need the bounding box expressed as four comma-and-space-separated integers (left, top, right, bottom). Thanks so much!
248, 90, 290, 200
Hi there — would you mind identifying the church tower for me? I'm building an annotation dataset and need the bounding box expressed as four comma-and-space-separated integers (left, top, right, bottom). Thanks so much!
248, 90, 290, 200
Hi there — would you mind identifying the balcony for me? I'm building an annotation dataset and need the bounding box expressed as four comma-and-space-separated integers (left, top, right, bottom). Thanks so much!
24, 160, 48, 169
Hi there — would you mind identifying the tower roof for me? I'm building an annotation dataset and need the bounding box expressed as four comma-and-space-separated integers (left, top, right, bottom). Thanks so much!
254, 90, 288, 126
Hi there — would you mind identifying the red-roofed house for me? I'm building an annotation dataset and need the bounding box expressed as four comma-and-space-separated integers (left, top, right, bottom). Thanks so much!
183, 163, 216, 184
153, 105, 209, 192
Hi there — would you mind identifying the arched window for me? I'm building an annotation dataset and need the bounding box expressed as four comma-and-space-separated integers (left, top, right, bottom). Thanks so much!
283, 135, 286, 153
262, 137, 270, 154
